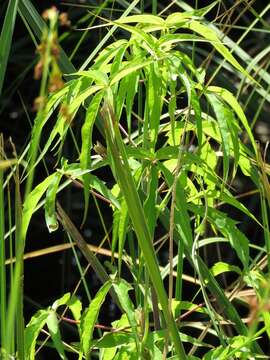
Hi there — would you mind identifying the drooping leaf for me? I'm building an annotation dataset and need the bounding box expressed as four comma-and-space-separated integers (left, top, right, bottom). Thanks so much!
46, 310, 66, 360
208, 86, 257, 153
143, 165, 158, 237
188, 204, 249, 268
0, 0, 19, 95
80, 281, 111, 357
24, 310, 50, 360
184, 20, 254, 82
117, 199, 129, 275
80, 91, 104, 224
44, 172, 63, 232
115, 14, 164, 26
112, 279, 139, 350
211, 262, 242, 277
22, 174, 55, 240
207, 93, 233, 183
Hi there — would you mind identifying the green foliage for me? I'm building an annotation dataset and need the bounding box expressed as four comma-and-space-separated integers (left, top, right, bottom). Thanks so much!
0, 1, 270, 359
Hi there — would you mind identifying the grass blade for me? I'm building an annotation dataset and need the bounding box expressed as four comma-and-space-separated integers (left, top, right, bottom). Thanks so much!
0, 0, 19, 95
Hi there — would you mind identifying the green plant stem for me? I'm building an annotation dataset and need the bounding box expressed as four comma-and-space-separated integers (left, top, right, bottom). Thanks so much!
101, 102, 187, 359
0, 138, 6, 355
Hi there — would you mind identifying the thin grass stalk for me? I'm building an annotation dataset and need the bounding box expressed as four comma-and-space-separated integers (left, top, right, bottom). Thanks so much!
0, 0, 19, 96
24, 8, 58, 197
79, 0, 141, 71
6, 183, 14, 355
67, 234, 92, 303
0, 137, 6, 355
175, 239, 184, 316
14, 169, 24, 360
152, 0, 157, 15
260, 194, 270, 273
69, 0, 111, 61
18, 0, 76, 74
5, 224, 25, 357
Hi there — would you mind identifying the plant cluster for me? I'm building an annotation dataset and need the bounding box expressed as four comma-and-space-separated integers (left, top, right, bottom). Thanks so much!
0, 1, 270, 359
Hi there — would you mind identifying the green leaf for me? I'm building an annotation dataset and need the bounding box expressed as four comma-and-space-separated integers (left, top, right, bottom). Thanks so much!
111, 22, 155, 52
44, 172, 63, 232
208, 86, 257, 154
93, 40, 128, 72
211, 262, 242, 277
184, 20, 254, 82
22, 174, 55, 240
0, 0, 19, 95
146, 62, 163, 148
159, 164, 193, 250
189, 204, 249, 268
207, 93, 232, 183
165, 12, 191, 27
67, 295, 82, 323
24, 310, 50, 360
52, 292, 82, 323
159, 33, 212, 47
125, 71, 139, 134
73, 70, 108, 85
117, 199, 129, 275
46, 311, 66, 360
80, 91, 104, 224
203, 346, 229, 360
52, 293, 71, 310
69, 85, 104, 113
80, 281, 112, 357
112, 279, 139, 349
114, 345, 138, 360
221, 189, 260, 225
96, 332, 134, 349
110, 58, 155, 86
144, 165, 158, 237
115, 14, 164, 26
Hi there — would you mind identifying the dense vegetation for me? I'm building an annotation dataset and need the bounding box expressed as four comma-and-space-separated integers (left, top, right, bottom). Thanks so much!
0, 0, 270, 359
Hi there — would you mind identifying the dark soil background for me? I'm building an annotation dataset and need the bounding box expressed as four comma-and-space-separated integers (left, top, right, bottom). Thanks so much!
1, 1, 270, 358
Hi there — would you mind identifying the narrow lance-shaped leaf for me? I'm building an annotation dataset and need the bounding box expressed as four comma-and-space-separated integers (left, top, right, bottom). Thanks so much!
80, 281, 112, 357
207, 93, 231, 184
117, 198, 129, 275
207, 86, 258, 154
112, 279, 140, 351
80, 91, 104, 224
211, 262, 242, 277
22, 174, 56, 240
168, 73, 177, 146
188, 203, 249, 269
126, 71, 139, 134
52, 293, 82, 333
24, 310, 50, 360
183, 20, 255, 82
46, 311, 67, 360
159, 163, 193, 251
147, 62, 163, 149
115, 14, 165, 26
144, 165, 158, 237
0, 0, 19, 95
